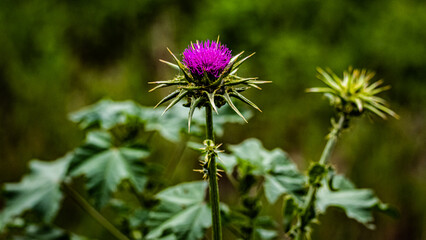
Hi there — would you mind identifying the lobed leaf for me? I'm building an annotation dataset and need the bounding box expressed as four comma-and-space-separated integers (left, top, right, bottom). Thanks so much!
145, 181, 211, 240
316, 174, 391, 229
0, 156, 71, 229
69, 99, 143, 130
68, 131, 150, 208
69, 99, 253, 143
225, 138, 306, 204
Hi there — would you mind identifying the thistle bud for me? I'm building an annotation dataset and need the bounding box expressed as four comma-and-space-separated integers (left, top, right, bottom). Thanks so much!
308, 67, 399, 119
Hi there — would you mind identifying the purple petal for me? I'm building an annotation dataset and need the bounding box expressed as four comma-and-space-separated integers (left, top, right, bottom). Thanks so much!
182, 40, 232, 80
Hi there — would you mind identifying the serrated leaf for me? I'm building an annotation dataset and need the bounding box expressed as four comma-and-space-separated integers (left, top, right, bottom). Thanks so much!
68, 131, 150, 208
0, 156, 71, 230
227, 138, 305, 204
69, 99, 144, 130
316, 175, 389, 229
146, 181, 211, 240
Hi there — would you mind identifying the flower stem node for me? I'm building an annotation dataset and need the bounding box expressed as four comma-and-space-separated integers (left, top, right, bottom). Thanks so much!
150, 38, 270, 131
308, 67, 399, 120
194, 140, 225, 179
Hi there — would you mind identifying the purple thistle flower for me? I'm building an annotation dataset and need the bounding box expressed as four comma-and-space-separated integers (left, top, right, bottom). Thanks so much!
182, 40, 232, 80
151, 41, 268, 122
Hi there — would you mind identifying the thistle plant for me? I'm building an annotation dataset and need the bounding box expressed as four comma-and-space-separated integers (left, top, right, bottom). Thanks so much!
150, 38, 269, 240
0, 45, 399, 240
293, 67, 399, 239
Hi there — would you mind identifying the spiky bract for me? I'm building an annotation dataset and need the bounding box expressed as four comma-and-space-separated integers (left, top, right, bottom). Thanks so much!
150, 39, 270, 131
308, 67, 399, 119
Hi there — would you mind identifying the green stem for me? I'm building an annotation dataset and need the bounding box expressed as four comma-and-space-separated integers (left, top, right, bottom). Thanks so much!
206, 105, 222, 240
164, 134, 190, 180
63, 184, 130, 240
295, 114, 347, 239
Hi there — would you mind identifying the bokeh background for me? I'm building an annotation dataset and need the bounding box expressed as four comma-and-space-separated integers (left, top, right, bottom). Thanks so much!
0, 0, 425, 239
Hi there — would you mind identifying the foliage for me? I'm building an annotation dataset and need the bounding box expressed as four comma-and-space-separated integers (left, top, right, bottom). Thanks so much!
145, 181, 211, 240
0, 96, 395, 239
316, 174, 390, 229
0, 99, 251, 239
0, 156, 71, 230
68, 131, 150, 208
0, 1, 424, 238
221, 138, 306, 204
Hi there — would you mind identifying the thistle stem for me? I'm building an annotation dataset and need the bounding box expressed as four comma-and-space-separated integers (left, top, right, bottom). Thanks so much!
295, 114, 346, 240
205, 105, 222, 240
63, 184, 130, 240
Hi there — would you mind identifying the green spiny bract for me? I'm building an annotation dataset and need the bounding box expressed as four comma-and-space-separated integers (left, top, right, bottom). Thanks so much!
149, 39, 270, 132
308, 67, 399, 119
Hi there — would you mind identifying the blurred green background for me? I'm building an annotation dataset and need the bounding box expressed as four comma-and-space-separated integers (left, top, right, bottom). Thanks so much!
0, 0, 425, 239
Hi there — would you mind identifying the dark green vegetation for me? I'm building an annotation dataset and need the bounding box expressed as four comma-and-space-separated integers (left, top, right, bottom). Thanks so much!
0, 0, 425, 239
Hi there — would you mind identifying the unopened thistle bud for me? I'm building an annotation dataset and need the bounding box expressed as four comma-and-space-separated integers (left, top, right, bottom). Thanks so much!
308, 67, 399, 119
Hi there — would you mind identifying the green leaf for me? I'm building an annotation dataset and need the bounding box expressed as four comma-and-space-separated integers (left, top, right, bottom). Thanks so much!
68, 131, 150, 208
227, 138, 306, 204
0, 156, 71, 229
146, 181, 211, 240
69, 99, 144, 130
142, 105, 199, 142
316, 175, 389, 229
155, 181, 207, 206
69, 99, 253, 142
217, 153, 237, 176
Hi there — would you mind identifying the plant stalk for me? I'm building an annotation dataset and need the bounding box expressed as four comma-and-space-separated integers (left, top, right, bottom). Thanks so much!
295, 114, 346, 239
164, 134, 190, 180
63, 184, 130, 240
205, 105, 222, 240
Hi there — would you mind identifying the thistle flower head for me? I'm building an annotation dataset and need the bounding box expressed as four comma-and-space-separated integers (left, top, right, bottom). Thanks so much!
308, 67, 399, 119
183, 40, 232, 81
149, 38, 271, 131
